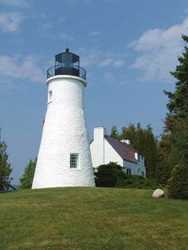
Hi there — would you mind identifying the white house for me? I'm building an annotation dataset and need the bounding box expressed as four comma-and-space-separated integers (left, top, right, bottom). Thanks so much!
90, 127, 146, 176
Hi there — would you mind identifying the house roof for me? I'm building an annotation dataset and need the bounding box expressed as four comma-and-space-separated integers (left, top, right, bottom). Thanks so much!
104, 135, 137, 163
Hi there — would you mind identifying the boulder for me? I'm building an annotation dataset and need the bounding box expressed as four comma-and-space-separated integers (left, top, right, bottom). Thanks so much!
152, 189, 165, 198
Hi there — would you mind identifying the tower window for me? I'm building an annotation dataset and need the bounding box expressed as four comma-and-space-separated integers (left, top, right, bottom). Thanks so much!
70, 153, 79, 168
48, 90, 53, 101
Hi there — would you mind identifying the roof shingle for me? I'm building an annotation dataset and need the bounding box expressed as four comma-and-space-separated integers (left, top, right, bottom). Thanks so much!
104, 135, 137, 163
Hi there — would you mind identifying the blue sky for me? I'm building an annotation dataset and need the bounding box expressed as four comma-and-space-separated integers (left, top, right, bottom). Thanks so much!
0, 0, 188, 183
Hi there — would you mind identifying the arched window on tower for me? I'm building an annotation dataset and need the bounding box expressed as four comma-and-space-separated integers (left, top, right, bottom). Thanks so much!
48, 90, 53, 103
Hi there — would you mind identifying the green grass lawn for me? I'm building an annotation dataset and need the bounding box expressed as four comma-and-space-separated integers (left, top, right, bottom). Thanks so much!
0, 188, 188, 250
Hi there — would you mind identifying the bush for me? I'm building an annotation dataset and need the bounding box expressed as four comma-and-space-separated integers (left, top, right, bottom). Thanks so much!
95, 162, 155, 189
95, 162, 126, 187
167, 163, 188, 199
122, 175, 157, 189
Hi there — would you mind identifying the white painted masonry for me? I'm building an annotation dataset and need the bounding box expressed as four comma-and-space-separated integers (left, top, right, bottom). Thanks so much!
90, 127, 146, 176
32, 75, 95, 189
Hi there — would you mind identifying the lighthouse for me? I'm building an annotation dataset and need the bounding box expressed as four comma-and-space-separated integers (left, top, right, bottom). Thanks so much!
32, 49, 95, 189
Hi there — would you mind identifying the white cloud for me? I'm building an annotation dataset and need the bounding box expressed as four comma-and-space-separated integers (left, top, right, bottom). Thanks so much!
80, 49, 126, 69
0, 0, 28, 8
130, 17, 188, 81
0, 55, 44, 83
113, 59, 126, 68
99, 58, 114, 67
0, 12, 24, 32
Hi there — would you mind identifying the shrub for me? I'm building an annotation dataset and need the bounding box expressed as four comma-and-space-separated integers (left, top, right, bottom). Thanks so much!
95, 162, 126, 187
95, 162, 155, 189
122, 175, 157, 189
167, 163, 188, 199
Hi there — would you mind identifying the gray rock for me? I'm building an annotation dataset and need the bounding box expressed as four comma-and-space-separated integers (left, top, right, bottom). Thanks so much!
152, 189, 165, 198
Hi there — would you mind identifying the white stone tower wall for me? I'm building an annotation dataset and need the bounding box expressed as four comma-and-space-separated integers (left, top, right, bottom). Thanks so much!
32, 75, 95, 188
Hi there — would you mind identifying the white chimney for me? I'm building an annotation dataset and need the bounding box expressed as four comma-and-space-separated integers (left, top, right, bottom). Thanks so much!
94, 127, 106, 141
90, 127, 106, 168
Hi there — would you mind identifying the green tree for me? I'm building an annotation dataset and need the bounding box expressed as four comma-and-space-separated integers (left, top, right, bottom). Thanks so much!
156, 134, 172, 185
121, 124, 137, 143
167, 162, 188, 199
120, 124, 158, 179
164, 35, 188, 198
20, 159, 36, 189
111, 126, 120, 139
0, 141, 12, 191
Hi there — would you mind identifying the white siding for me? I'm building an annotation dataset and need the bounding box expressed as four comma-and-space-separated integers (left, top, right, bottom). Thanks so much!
123, 158, 146, 176
90, 127, 123, 169
90, 127, 146, 177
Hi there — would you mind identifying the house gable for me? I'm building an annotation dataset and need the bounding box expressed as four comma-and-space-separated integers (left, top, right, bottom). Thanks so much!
104, 137, 123, 166
90, 128, 146, 177
104, 136, 137, 163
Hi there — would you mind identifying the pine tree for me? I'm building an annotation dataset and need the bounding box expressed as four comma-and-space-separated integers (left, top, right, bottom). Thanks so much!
165, 35, 188, 199
156, 134, 172, 185
20, 159, 36, 189
165, 36, 188, 121
0, 141, 12, 191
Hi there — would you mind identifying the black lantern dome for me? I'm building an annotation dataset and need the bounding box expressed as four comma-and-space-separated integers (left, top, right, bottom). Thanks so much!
47, 48, 86, 80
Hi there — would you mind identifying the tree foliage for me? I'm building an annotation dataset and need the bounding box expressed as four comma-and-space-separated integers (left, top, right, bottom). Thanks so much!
95, 162, 126, 187
95, 162, 156, 189
0, 141, 12, 191
111, 124, 158, 179
167, 162, 188, 199
111, 126, 120, 139
163, 35, 188, 199
156, 134, 172, 185
20, 159, 36, 189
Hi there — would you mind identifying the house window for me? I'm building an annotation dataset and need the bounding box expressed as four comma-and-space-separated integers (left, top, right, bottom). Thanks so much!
127, 168, 132, 175
135, 152, 138, 160
70, 153, 79, 168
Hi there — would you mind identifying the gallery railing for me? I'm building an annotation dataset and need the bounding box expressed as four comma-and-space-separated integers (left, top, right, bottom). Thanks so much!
47, 64, 86, 80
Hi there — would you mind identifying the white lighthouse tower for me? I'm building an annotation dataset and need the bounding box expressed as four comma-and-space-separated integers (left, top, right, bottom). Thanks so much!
32, 49, 95, 189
